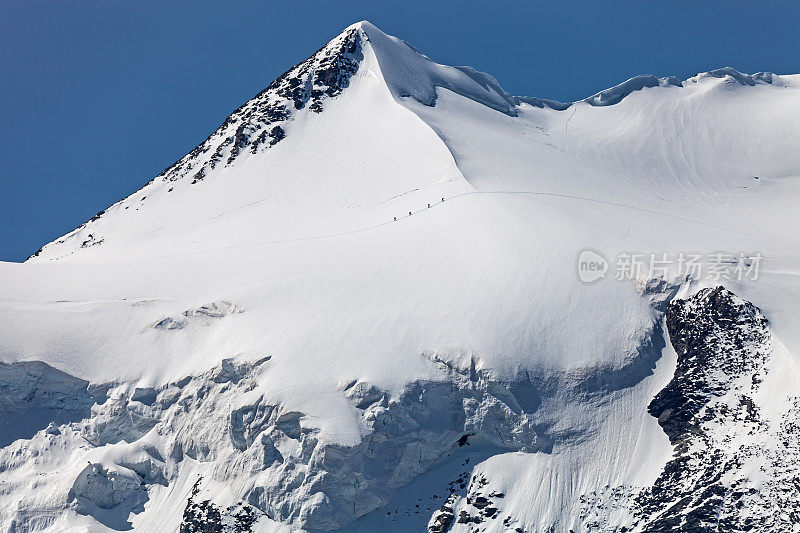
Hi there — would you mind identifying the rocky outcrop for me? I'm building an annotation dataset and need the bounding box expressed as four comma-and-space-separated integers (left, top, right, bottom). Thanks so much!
180, 479, 259, 533
633, 286, 798, 532
424, 469, 524, 533
146, 27, 360, 187
573, 287, 800, 532
649, 286, 770, 445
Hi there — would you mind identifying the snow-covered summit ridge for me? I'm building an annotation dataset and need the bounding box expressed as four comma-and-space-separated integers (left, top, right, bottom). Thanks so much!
359, 22, 786, 111
26, 20, 796, 263
582, 67, 784, 107
29, 20, 531, 261
354, 21, 529, 115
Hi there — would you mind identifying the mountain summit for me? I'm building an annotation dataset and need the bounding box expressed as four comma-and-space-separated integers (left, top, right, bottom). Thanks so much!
29, 21, 797, 265
32, 20, 523, 262
3, 21, 800, 533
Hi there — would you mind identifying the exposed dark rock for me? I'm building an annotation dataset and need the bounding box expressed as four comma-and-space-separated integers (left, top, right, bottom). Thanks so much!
80, 233, 104, 248
180, 479, 259, 533
649, 286, 769, 445
634, 287, 796, 532
574, 287, 800, 532
428, 494, 457, 533
435, 472, 512, 530
156, 27, 363, 184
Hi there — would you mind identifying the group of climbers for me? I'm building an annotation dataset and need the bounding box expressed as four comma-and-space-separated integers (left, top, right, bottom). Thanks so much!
393, 197, 446, 222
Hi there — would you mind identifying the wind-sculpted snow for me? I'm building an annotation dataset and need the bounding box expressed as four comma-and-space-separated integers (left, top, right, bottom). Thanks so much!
580, 67, 780, 107
515, 95, 571, 110
0, 332, 681, 531
693, 66, 777, 86
69, 462, 152, 528
582, 75, 683, 106
359, 25, 521, 116
144, 300, 243, 332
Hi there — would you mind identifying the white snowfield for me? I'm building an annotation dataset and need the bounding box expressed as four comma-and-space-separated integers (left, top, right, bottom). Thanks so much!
1, 21, 799, 532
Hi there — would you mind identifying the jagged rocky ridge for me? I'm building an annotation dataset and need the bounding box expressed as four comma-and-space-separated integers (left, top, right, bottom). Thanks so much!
572, 287, 800, 532
160, 27, 363, 183
27, 26, 365, 259
145, 27, 362, 186
635, 287, 799, 532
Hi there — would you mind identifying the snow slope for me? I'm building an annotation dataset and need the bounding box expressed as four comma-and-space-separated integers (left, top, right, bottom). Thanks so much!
1, 21, 800, 532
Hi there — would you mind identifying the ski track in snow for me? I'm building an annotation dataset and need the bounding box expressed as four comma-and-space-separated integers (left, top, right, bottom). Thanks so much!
111, 188, 787, 264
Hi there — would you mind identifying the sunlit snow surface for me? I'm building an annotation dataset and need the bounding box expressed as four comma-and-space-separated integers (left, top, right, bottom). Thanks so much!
1, 21, 800, 532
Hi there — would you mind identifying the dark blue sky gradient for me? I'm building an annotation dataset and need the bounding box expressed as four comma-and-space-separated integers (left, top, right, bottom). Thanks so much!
2, 1, 799, 261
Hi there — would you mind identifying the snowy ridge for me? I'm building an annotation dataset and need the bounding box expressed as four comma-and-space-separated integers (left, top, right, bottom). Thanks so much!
28, 20, 796, 263
579, 67, 783, 108
688, 66, 780, 87
582, 75, 683, 107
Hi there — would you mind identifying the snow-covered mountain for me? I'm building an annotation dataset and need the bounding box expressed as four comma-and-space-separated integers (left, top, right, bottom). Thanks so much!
2, 21, 800, 532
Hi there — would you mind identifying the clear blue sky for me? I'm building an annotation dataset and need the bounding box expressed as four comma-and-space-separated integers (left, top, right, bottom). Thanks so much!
2, 1, 799, 262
